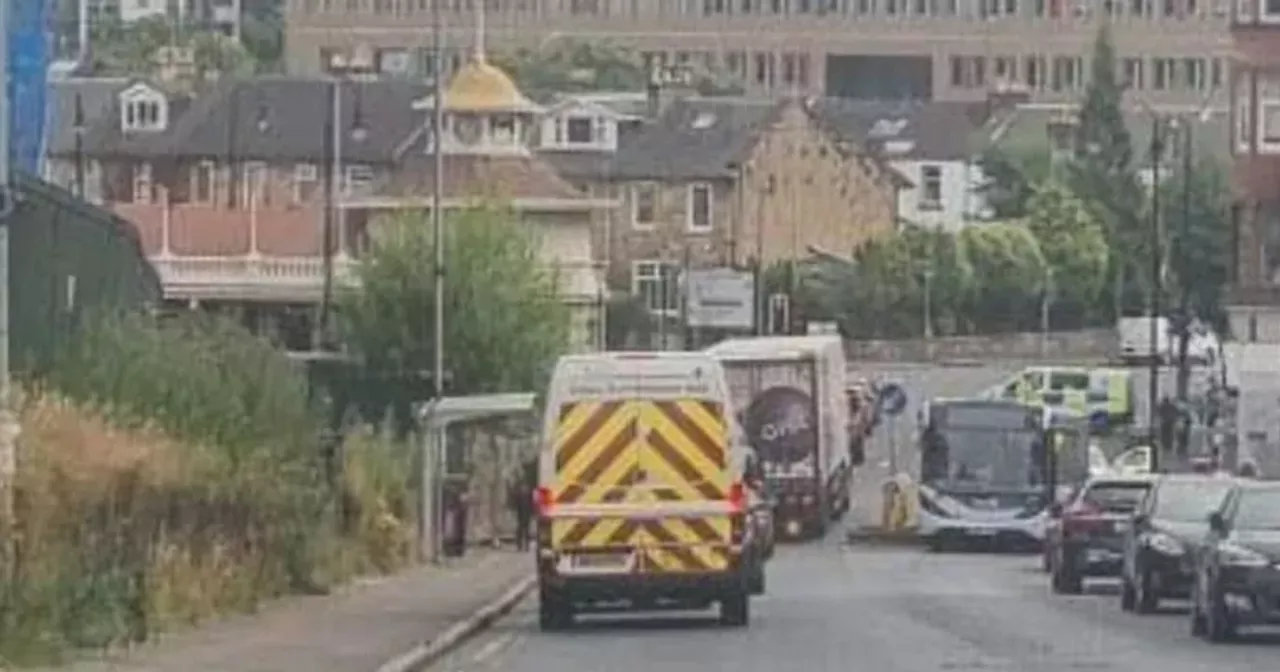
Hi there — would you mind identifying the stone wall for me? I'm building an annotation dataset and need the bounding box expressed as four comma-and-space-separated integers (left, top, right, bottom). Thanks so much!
844, 328, 1117, 363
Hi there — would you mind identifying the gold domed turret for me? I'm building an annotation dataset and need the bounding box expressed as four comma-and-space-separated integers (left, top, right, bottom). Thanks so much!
443, 58, 541, 113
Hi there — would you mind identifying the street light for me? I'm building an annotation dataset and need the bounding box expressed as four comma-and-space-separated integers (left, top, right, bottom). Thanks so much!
314, 52, 371, 351
72, 92, 85, 199
1147, 114, 1165, 467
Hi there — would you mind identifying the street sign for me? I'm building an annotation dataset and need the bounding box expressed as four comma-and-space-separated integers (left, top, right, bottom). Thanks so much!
1088, 410, 1110, 433
878, 383, 908, 417
686, 268, 754, 329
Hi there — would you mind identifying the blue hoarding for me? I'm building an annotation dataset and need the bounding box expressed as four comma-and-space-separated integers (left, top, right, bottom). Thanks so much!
6, 0, 48, 175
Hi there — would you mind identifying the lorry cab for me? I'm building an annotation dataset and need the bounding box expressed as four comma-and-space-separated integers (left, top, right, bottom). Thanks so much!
535, 352, 759, 630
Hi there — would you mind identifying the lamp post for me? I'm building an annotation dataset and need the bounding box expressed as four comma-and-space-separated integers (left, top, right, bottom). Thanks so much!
432, 2, 446, 400
72, 93, 85, 199
1148, 115, 1165, 469
314, 52, 370, 351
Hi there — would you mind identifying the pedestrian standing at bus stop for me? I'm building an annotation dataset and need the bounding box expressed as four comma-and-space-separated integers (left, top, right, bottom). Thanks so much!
508, 457, 537, 551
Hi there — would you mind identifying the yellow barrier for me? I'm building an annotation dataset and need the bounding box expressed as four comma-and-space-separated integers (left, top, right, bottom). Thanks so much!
880, 473, 919, 532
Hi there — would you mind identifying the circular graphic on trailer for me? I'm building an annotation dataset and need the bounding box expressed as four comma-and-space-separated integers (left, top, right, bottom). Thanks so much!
743, 386, 816, 465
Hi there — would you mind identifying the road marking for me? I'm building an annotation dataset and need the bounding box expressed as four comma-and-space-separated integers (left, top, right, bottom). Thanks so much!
471, 632, 517, 665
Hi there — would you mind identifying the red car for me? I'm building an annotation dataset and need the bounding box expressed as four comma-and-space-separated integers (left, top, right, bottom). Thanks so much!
1046, 475, 1156, 594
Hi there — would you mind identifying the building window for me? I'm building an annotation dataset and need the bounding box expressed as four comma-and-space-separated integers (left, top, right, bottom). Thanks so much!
950, 56, 986, 89
631, 183, 657, 228
192, 161, 215, 203
687, 183, 713, 232
1264, 0, 1280, 21
566, 117, 594, 144
632, 261, 681, 315
1153, 58, 1175, 90
919, 165, 943, 210
122, 98, 164, 132
344, 164, 375, 197
1122, 58, 1145, 90
132, 162, 153, 204
294, 163, 319, 204
242, 161, 268, 206
1258, 99, 1280, 149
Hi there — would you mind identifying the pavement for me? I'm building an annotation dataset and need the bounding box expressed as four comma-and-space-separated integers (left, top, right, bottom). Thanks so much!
428, 537, 1280, 672
49, 548, 532, 672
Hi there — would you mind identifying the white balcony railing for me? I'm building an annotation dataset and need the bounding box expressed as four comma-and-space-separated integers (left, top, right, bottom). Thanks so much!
152, 255, 357, 301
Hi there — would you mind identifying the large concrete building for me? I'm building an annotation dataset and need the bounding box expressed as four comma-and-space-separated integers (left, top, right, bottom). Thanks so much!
285, 0, 1229, 105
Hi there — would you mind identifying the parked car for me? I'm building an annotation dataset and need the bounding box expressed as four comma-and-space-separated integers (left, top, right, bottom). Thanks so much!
1119, 474, 1236, 614
1190, 480, 1280, 642
1046, 475, 1154, 593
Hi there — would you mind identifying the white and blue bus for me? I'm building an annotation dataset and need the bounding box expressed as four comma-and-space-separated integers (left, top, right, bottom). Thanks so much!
916, 398, 1089, 551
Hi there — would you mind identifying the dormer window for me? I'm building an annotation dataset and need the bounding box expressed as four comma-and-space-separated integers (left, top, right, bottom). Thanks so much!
119, 83, 168, 133
566, 117, 595, 144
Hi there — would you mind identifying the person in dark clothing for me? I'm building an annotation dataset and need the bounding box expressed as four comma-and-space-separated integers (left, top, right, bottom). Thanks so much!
508, 457, 538, 551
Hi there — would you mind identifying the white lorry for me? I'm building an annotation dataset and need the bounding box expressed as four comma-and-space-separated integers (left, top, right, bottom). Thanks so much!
705, 335, 852, 540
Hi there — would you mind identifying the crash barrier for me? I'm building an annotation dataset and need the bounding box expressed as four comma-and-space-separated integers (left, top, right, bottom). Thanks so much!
880, 472, 919, 532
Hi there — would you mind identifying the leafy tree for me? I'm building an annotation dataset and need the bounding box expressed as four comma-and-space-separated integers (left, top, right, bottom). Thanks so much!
976, 143, 1051, 219
1069, 22, 1143, 319
241, 0, 286, 71
1023, 181, 1110, 326
958, 223, 1049, 333
88, 16, 255, 78
493, 41, 649, 93
338, 204, 570, 396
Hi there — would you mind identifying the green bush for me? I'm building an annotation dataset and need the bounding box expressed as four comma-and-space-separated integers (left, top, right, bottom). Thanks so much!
0, 312, 416, 665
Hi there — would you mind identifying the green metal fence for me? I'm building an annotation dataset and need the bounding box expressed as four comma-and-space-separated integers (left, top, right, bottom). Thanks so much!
5, 172, 161, 377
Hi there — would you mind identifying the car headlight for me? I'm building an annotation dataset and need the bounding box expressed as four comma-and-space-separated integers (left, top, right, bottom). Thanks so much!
1220, 543, 1270, 568
1148, 533, 1185, 556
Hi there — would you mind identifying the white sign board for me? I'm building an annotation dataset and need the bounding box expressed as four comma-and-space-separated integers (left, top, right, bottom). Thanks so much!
686, 268, 755, 329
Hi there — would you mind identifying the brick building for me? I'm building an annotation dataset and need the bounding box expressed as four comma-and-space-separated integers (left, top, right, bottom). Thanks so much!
1228, 0, 1280, 342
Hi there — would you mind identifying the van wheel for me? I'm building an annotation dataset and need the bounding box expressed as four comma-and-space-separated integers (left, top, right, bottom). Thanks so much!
720, 590, 750, 627
538, 587, 573, 631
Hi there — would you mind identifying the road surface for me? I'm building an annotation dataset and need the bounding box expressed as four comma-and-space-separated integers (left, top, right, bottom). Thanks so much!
429, 538, 1278, 672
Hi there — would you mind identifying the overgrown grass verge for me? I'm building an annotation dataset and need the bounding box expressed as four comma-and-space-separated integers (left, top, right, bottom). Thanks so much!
0, 313, 415, 666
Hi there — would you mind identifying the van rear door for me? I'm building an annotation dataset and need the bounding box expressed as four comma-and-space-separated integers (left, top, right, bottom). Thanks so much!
548, 397, 735, 576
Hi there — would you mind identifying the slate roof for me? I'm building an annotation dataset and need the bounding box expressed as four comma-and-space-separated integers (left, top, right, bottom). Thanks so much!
810, 99, 987, 162
55, 76, 428, 164
609, 97, 785, 181
537, 150, 617, 181
45, 77, 130, 155
379, 153, 586, 202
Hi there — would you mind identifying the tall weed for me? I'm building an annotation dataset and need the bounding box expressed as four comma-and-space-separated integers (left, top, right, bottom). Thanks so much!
0, 313, 416, 666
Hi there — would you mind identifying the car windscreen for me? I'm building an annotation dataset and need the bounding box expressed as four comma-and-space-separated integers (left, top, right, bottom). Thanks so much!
1082, 481, 1150, 513
1154, 480, 1234, 522
1232, 489, 1280, 530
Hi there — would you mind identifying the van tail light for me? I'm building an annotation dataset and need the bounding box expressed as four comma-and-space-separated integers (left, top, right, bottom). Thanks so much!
534, 486, 554, 515
728, 481, 746, 514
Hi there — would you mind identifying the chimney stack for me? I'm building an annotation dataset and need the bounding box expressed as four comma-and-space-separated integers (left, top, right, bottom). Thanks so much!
646, 64, 697, 119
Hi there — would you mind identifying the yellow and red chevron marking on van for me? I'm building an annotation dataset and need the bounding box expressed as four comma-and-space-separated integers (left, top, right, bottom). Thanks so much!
550, 399, 734, 573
